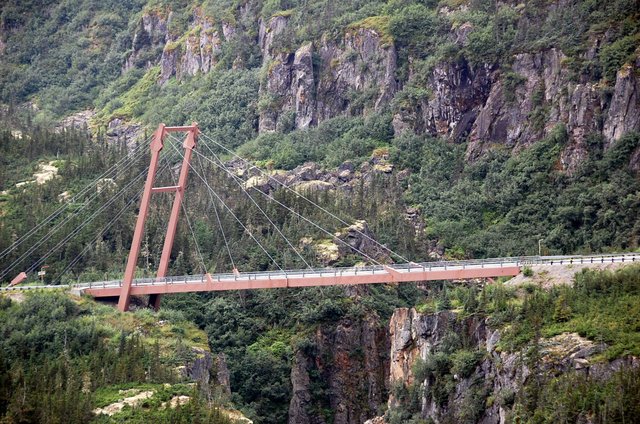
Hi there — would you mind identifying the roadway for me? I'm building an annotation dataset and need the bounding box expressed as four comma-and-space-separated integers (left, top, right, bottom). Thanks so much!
1, 253, 637, 297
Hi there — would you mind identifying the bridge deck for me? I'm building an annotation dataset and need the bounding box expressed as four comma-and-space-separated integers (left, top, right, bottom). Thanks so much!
2, 254, 637, 298
84, 263, 521, 297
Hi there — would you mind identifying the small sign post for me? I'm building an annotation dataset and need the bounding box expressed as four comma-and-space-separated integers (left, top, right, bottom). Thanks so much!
38, 266, 48, 283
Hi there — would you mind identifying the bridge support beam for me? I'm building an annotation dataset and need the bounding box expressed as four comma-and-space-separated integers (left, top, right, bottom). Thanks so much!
117, 123, 198, 312
149, 127, 197, 310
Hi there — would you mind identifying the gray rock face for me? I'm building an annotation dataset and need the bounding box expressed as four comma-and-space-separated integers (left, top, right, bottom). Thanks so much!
123, 11, 170, 73
227, 157, 398, 196
214, 353, 231, 396
293, 43, 317, 129
287, 351, 313, 424
393, 39, 638, 173
288, 314, 389, 424
125, 8, 227, 84
56, 110, 95, 133
259, 15, 289, 57
316, 29, 397, 120
105, 118, 143, 147
180, 347, 213, 395
336, 220, 392, 264
466, 47, 640, 169
386, 308, 639, 423
393, 59, 493, 141
159, 9, 224, 84
258, 17, 397, 132
467, 49, 587, 160
603, 58, 640, 147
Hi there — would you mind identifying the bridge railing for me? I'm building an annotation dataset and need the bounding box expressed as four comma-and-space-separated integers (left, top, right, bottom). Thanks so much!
5, 253, 639, 291
525, 253, 639, 265
75, 256, 530, 288
83, 253, 639, 288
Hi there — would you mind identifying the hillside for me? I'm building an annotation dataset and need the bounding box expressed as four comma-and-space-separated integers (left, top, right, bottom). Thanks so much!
0, 290, 249, 423
1, 0, 640, 423
1, 0, 639, 261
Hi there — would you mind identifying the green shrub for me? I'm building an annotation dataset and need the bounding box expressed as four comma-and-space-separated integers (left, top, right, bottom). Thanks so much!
600, 34, 639, 82
450, 349, 482, 378
502, 70, 527, 103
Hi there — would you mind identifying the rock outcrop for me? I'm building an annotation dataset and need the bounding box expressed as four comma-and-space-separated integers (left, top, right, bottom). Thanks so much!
603, 58, 640, 146
123, 7, 231, 85
228, 156, 396, 196
123, 10, 170, 72
105, 117, 143, 146
258, 16, 397, 132
389, 4, 640, 172
336, 220, 392, 264
56, 110, 95, 132
159, 9, 225, 84
288, 313, 389, 424
392, 58, 494, 143
380, 307, 639, 423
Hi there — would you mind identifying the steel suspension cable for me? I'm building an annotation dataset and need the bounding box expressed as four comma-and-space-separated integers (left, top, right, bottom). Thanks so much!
169, 135, 312, 270
23, 165, 155, 276
0, 139, 152, 271
53, 190, 143, 285
197, 132, 410, 263
195, 148, 236, 271
168, 143, 283, 272
0, 134, 152, 260
192, 149, 383, 266
0, 163, 153, 281
52, 155, 177, 285
164, 137, 208, 274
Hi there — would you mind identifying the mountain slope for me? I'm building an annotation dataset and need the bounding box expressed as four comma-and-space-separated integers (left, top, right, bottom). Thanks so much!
1, 1, 640, 423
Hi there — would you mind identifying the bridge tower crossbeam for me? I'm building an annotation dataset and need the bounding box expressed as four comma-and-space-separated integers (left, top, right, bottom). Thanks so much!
117, 123, 199, 312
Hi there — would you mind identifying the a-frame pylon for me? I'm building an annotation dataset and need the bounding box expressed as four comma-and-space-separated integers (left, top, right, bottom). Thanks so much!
117, 123, 199, 312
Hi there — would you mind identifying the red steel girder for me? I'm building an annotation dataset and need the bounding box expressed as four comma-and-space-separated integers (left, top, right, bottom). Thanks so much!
91, 266, 521, 298
117, 123, 198, 312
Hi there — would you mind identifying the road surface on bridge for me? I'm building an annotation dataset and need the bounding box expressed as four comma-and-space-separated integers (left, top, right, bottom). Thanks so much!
2, 253, 637, 298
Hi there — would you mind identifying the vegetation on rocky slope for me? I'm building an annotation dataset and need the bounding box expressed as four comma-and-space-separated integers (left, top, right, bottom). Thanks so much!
0, 291, 233, 423
389, 265, 640, 424
1, 0, 640, 422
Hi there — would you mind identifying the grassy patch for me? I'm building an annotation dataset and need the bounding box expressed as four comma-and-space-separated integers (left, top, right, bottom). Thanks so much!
95, 66, 160, 125
498, 265, 640, 358
348, 16, 393, 45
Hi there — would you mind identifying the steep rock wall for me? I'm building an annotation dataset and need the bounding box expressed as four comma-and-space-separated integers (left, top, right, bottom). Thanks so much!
288, 313, 389, 424
117, 0, 639, 173
380, 307, 639, 424
392, 44, 639, 173
124, 8, 231, 84
258, 16, 397, 132
159, 9, 225, 84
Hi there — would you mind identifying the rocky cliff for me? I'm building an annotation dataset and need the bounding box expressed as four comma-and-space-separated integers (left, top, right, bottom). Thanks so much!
288, 312, 389, 424
122, 7, 230, 84
250, 2, 639, 174
113, 0, 639, 174
372, 306, 639, 423
257, 15, 397, 132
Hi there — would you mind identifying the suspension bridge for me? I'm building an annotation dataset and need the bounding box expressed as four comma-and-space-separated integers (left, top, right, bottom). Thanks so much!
1, 124, 636, 311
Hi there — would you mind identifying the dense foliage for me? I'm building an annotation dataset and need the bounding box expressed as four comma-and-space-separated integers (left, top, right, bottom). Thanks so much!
0, 0, 146, 122
397, 129, 640, 257
1, 0, 640, 422
389, 265, 640, 424
0, 292, 231, 423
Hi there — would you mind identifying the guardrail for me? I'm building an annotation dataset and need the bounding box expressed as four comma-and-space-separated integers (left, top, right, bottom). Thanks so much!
2, 253, 638, 292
